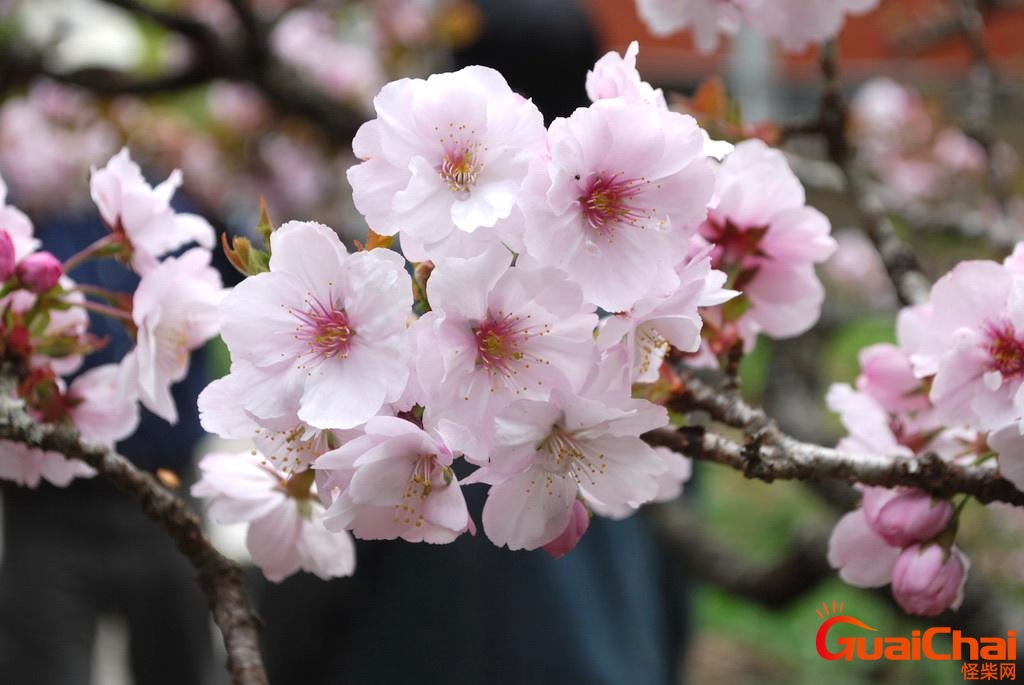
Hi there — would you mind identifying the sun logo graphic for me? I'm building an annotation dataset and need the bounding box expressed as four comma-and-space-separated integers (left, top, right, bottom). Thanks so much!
814, 600, 1017, 663
815, 601, 878, 661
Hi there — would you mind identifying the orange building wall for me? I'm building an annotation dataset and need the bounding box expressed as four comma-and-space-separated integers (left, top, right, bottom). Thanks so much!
582, 0, 1024, 83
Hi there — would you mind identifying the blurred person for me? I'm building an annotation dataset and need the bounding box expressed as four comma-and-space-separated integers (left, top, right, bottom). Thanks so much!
252, 2, 691, 683
0, 207, 224, 685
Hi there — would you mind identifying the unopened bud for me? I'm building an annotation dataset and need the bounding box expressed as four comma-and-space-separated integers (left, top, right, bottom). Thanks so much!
0, 231, 15, 281
16, 252, 63, 293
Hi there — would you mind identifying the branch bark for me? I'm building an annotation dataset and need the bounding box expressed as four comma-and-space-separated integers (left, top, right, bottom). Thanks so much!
0, 374, 268, 685
649, 374, 1024, 507
2, 0, 365, 145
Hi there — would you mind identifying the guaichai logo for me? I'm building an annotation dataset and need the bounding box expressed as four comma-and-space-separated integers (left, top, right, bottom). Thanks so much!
815, 601, 1017, 661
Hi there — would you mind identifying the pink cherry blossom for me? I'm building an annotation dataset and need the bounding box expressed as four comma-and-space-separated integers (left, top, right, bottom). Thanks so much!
0, 173, 39, 259
122, 247, 223, 424
542, 499, 590, 559
0, 83, 118, 216
635, 0, 748, 53
347, 66, 546, 262
905, 260, 1024, 431
476, 388, 668, 551
219, 221, 411, 431
271, 8, 386, 108
586, 41, 667, 109
588, 445, 693, 519
891, 543, 969, 617
699, 139, 836, 339
68, 363, 140, 446
747, 0, 879, 52
826, 382, 976, 464
823, 229, 894, 306
987, 423, 1024, 495
89, 148, 216, 273
855, 343, 929, 415
411, 245, 598, 459
192, 450, 356, 582
316, 416, 471, 544
827, 506, 900, 587
598, 250, 735, 383
0, 440, 95, 488
524, 98, 715, 312
198, 368, 351, 475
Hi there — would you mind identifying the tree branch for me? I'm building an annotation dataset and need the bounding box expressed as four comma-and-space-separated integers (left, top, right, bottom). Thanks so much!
2, 0, 365, 144
645, 424, 1024, 507
0, 373, 268, 685
655, 373, 1024, 506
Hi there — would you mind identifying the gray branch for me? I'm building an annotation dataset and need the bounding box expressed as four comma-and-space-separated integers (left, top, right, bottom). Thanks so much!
0, 373, 268, 685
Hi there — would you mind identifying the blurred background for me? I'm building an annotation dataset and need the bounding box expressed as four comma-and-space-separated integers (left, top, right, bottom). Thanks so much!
1, 1, 1023, 684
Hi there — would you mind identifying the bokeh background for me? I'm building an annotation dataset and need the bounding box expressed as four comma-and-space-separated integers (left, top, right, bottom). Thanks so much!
1, 1, 1023, 683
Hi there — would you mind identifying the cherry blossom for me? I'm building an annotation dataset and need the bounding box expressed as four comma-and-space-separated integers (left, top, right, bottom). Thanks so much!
746, 0, 879, 52
586, 40, 667, 108
68, 363, 140, 446
347, 66, 546, 262
635, 0, 748, 53
828, 503, 901, 588
598, 250, 735, 383
524, 98, 715, 312
698, 139, 836, 342
542, 499, 590, 559
0, 173, 39, 259
476, 388, 668, 551
192, 450, 355, 582
198, 368, 349, 475
89, 148, 216, 273
316, 416, 471, 544
219, 221, 411, 430
122, 247, 223, 424
0, 440, 95, 488
411, 245, 598, 459
904, 259, 1024, 432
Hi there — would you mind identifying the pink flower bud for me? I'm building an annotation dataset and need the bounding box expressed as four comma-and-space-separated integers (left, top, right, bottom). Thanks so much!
870, 490, 954, 547
891, 543, 969, 617
542, 500, 590, 559
16, 252, 63, 293
0, 230, 15, 281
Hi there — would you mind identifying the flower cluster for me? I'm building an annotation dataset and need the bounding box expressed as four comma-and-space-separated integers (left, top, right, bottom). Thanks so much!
0, 149, 222, 488
850, 78, 1015, 205
194, 43, 836, 581
634, 0, 879, 54
825, 247, 1024, 614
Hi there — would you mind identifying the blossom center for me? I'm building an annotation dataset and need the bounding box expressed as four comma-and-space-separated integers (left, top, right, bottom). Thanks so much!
439, 147, 482, 196
578, 172, 649, 235
293, 296, 354, 360
394, 454, 450, 528
538, 425, 607, 482
635, 323, 669, 377
473, 313, 525, 376
700, 216, 769, 279
984, 318, 1024, 378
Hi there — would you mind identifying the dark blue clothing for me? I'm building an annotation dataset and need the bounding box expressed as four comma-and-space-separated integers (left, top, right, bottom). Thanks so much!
257, 496, 684, 685
0, 209, 218, 684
